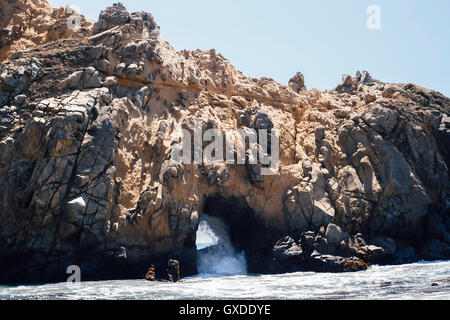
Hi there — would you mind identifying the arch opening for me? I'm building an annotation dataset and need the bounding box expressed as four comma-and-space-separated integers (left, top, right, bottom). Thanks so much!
195, 195, 257, 276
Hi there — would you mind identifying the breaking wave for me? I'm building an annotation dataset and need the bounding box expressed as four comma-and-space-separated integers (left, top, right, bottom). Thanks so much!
196, 214, 247, 276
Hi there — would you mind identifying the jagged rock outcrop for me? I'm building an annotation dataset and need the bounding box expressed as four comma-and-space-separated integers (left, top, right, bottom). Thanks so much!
0, 0, 92, 62
0, 3, 449, 283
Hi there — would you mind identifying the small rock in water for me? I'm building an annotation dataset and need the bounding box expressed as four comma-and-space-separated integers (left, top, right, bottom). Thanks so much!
167, 259, 181, 283
379, 282, 392, 288
144, 265, 156, 281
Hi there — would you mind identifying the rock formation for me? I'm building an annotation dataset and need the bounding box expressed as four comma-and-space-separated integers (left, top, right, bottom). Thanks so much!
0, 0, 92, 62
0, 2, 449, 283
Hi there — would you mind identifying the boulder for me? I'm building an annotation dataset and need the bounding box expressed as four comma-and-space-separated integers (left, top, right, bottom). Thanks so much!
288, 72, 305, 93
359, 71, 375, 85
273, 236, 303, 261
361, 105, 398, 134
62, 68, 103, 89
325, 223, 344, 245
315, 124, 326, 141
166, 259, 181, 282
309, 250, 369, 272
144, 265, 156, 281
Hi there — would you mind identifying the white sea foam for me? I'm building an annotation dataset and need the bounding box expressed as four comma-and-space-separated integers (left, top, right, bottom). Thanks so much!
195, 214, 247, 276
0, 261, 449, 300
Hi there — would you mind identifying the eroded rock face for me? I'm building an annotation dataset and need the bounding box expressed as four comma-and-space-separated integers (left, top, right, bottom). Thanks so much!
0, 3, 449, 283
0, 0, 92, 62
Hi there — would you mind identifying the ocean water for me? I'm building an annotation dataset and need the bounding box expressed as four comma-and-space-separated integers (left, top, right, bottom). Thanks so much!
0, 261, 449, 300
196, 214, 247, 276
1, 216, 449, 300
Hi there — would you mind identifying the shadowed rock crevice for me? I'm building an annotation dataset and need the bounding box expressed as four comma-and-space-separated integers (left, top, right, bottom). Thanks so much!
202, 195, 256, 256
199, 195, 277, 274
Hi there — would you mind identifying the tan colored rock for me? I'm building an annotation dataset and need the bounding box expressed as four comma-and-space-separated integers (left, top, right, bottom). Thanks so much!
0, 2, 449, 283
0, 0, 93, 62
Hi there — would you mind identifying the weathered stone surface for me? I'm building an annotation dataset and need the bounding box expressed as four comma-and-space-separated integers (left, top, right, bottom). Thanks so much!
268, 233, 369, 273
289, 72, 305, 93
0, 1, 92, 62
0, 2, 448, 283
273, 236, 303, 261
361, 104, 398, 134
62, 68, 104, 89
325, 223, 344, 245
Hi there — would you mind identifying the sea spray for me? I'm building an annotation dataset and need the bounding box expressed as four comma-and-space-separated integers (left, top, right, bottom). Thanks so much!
196, 214, 247, 276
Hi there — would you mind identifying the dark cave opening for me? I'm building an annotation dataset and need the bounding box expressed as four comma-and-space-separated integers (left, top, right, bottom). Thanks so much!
195, 194, 276, 275
202, 195, 255, 256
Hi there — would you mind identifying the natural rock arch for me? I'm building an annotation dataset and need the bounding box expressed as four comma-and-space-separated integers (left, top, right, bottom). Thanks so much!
0, 2, 449, 283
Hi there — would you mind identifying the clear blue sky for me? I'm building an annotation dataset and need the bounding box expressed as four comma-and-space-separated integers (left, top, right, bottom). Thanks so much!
48, 0, 450, 96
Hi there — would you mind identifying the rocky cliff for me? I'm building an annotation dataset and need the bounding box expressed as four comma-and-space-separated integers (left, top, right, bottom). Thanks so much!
0, 2, 449, 283
0, 0, 92, 62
